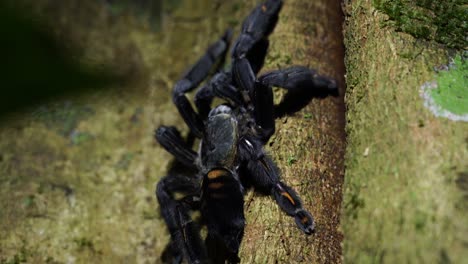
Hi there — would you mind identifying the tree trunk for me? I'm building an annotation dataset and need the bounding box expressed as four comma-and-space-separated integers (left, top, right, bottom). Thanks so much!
239, 0, 346, 263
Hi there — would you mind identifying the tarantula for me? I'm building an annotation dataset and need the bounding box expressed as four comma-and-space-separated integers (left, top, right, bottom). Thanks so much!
155, 0, 337, 263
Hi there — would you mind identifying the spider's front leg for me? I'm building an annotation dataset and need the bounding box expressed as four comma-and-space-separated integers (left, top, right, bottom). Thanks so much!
259, 66, 337, 93
258, 66, 338, 117
156, 174, 208, 263
248, 66, 338, 142
173, 29, 232, 137
239, 138, 315, 235
231, 0, 283, 94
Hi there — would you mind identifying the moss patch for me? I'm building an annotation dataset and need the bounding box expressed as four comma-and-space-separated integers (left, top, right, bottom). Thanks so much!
373, 0, 468, 49
430, 54, 468, 116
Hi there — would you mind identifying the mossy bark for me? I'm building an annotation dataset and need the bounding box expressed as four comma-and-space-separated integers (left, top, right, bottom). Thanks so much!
343, 0, 468, 263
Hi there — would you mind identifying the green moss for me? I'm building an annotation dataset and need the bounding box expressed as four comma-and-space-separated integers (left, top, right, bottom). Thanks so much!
286, 155, 297, 166
373, 0, 468, 49
430, 54, 468, 115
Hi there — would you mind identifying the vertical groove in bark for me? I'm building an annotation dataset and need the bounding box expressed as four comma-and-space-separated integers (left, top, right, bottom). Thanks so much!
240, 0, 346, 263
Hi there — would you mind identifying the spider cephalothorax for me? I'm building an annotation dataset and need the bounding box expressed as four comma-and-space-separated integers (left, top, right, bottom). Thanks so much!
155, 0, 337, 263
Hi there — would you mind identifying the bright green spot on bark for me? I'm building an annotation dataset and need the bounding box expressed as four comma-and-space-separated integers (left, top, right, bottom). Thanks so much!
431, 55, 468, 115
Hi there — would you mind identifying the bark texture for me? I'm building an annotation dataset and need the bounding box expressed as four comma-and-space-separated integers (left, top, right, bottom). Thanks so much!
239, 0, 346, 263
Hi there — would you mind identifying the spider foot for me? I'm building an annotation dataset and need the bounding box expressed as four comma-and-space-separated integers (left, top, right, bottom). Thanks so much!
294, 209, 315, 235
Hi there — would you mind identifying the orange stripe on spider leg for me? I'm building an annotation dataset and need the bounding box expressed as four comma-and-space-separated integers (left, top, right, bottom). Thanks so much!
281, 191, 296, 205
261, 5, 267, 12
207, 169, 227, 179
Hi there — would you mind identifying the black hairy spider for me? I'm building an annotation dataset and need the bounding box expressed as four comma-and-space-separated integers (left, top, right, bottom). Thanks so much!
155, 0, 337, 263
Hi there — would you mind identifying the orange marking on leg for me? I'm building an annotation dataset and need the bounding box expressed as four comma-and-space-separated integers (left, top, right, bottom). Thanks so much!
208, 182, 224, 189
281, 192, 296, 205
261, 4, 267, 12
207, 169, 227, 179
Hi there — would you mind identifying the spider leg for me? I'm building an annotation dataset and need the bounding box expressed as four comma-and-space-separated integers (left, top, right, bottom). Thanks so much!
232, 0, 283, 60
194, 84, 214, 119
195, 71, 245, 119
211, 72, 244, 107
156, 174, 208, 264
258, 66, 338, 117
231, 0, 283, 94
239, 138, 315, 235
155, 126, 197, 168
259, 66, 337, 92
251, 81, 275, 143
173, 29, 232, 137
246, 38, 269, 75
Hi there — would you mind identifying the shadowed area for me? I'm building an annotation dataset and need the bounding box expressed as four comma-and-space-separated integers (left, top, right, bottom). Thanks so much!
0, 1, 125, 117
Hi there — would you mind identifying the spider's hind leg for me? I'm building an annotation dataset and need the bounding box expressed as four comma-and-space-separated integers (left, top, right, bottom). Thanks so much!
156, 174, 208, 263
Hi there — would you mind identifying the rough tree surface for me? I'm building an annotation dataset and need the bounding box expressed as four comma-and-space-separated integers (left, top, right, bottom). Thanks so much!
343, 0, 467, 263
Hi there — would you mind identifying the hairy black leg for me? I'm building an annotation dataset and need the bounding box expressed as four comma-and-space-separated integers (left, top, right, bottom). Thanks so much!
239, 138, 315, 235
156, 175, 208, 263
252, 81, 275, 143
231, 0, 283, 59
155, 126, 197, 168
210, 72, 244, 107
259, 66, 337, 91
231, 0, 283, 98
258, 66, 338, 117
232, 57, 256, 97
194, 84, 214, 119
247, 38, 269, 75
173, 29, 232, 137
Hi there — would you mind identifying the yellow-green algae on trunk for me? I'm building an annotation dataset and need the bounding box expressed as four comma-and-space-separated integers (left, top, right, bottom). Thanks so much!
343, 0, 467, 263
